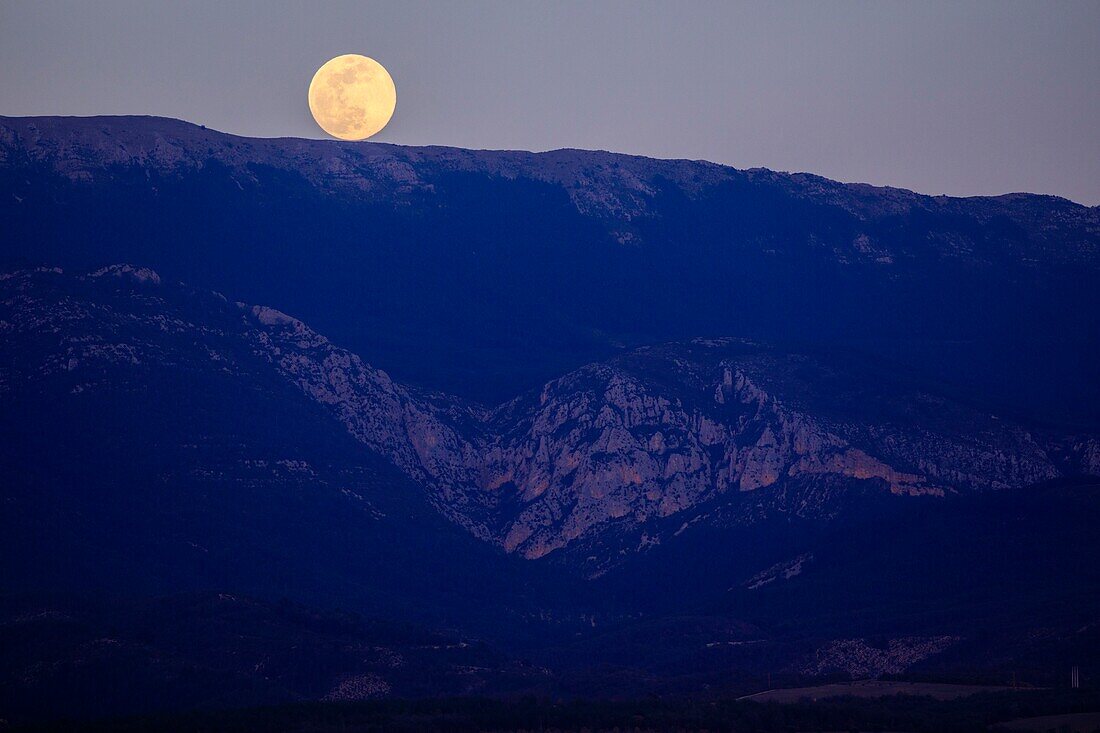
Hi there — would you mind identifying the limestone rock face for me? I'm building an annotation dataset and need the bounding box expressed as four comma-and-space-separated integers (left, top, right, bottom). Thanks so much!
240, 302, 493, 538
460, 342, 1075, 564
192, 302, 1095, 567
479, 366, 725, 559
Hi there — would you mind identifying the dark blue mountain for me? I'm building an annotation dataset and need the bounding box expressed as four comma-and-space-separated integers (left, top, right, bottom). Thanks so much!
1, 116, 1098, 722
2, 116, 1097, 420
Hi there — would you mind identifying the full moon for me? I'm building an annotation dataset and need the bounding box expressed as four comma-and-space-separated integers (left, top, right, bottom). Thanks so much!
308, 54, 396, 141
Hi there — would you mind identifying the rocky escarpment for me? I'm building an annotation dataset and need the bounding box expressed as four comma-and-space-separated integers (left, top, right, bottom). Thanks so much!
466, 342, 1085, 564
244, 299, 1096, 565
240, 303, 495, 538
0, 265, 497, 539
245, 305, 1090, 564
3, 268, 1096, 570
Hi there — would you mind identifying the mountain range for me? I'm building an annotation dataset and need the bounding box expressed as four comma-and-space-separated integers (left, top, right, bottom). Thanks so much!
1, 116, 1098, 722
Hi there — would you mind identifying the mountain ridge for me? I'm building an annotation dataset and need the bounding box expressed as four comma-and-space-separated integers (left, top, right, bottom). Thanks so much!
3, 114, 1095, 206
3, 115, 1097, 237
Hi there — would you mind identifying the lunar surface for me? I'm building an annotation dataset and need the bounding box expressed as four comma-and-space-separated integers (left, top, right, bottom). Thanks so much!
308, 54, 396, 140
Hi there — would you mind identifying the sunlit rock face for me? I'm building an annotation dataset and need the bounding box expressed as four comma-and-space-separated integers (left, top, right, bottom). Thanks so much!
226, 297, 1091, 568
481, 366, 725, 559
234, 302, 1088, 566
462, 341, 1070, 565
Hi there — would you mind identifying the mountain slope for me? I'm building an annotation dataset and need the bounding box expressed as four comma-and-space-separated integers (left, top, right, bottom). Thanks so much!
2, 267, 1098, 717
471, 340, 1097, 569
0, 266, 583, 635
2, 115, 1097, 257
0, 592, 546, 723
2, 115, 1097, 420
555, 478, 1100, 692
4, 266, 1095, 577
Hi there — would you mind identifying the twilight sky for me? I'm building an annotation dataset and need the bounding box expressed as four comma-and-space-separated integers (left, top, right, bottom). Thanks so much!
2, 0, 1098, 204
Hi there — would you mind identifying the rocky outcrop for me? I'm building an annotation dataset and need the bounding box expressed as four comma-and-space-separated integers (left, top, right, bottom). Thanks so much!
323, 674, 391, 701
239, 302, 494, 537
248, 314, 1092, 564
466, 342, 1079, 562
746, 554, 814, 590
798, 636, 959, 678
